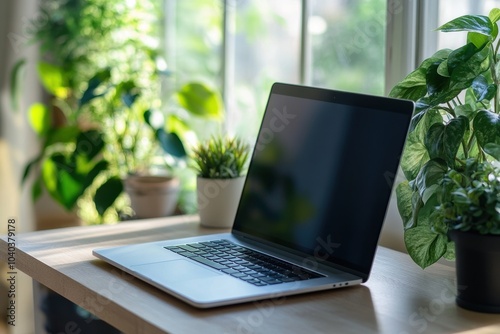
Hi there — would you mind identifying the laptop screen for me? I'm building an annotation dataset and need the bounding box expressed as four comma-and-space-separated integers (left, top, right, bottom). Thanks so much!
232, 83, 413, 279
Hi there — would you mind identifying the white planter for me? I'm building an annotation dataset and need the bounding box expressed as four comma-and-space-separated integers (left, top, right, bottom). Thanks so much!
124, 175, 180, 219
197, 176, 245, 228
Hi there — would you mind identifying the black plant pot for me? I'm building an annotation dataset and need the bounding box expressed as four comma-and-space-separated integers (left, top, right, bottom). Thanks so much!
449, 230, 500, 313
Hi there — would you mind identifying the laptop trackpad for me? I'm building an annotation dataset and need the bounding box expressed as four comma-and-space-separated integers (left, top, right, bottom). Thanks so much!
131, 259, 222, 283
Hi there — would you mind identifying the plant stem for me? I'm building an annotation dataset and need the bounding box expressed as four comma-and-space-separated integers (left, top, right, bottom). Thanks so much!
491, 43, 500, 114
446, 102, 456, 118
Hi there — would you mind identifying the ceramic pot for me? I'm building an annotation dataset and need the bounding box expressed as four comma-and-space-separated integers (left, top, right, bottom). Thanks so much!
449, 230, 500, 313
124, 175, 180, 219
196, 176, 245, 228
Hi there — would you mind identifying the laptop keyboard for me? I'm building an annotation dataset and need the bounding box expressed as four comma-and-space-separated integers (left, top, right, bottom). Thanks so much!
165, 239, 323, 286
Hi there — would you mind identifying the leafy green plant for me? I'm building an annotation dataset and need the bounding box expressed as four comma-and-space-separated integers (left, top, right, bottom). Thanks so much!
390, 9, 500, 268
13, 0, 224, 223
434, 160, 500, 235
191, 136, 250, 179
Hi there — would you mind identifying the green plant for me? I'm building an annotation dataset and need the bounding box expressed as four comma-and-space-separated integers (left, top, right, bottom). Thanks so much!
435, 160, 500, 235
390, 9, 500, 268
191, 136, 250, 179
12, 0, 223, 224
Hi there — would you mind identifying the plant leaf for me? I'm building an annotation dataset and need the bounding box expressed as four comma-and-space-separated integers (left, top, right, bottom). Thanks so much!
447, 43, 478, 74
28, 103, 51, 136
45, 126, 81, 146
489, 8, 500, 24
438, 15, 493, 36
10, 58, 26, 112
426, 61, 449, 95
22, 155, 43, 185
415, 159, 448, 202
37, 62, 69, 98
396, 181, 414, 229
94, 177, 123, 216
404, 224, 448, 269
472, 75, 497, 101
449, 45, 490, 91
401, 109, 442, 180
79, 69, 111, 108
175, 82, 223, 118
483, 143, 500, 160
424, 116, 468, 167
74, 130, 105, 161
156, 128, 186, 158
473, 109, 500, 149
401, 134, 429, 181
467, 31, 490, 49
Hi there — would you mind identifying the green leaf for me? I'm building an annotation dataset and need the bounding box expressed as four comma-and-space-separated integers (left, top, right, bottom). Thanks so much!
473, 109, 500, 149
82, 160, 109, 190
442, 241, 455, 261
22, 155, 43, 185
401, 109, 442, 180
447, 43, 478, 74
79, 69, 111, 108
156, 128, 186, 158
175, 82, 223, 118
449, 45, 491, 91
46, 126, 81, 146
424, 116, 468, 167
396, 181, 414, 229
426, 61, 449, 95
28, 103, 51, 136
401, 135, 429, 181
389, 58, 440, 101
74, 130, 104, 161
10, 58, 26, 112
472, 75, 497, 101
454, 104, 474, 118
483, 143, 500, 160
489, 8, 500, 24
37, 62, 69, 98
438, 15, 493, 36
41, 157, 63, 206
94, 177, 123, 216
404, 224, 448, 269
143, 109, 165, 130
415, 159, 448, 202
467, 31, 489, 49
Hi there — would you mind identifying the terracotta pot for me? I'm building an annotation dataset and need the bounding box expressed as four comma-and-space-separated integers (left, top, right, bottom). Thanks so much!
197, 176, 245, 228
449, 230, 500, 313
124, 175, 180, 219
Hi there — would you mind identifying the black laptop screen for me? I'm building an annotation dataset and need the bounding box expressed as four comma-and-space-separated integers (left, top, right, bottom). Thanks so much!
232, 83, 413, 279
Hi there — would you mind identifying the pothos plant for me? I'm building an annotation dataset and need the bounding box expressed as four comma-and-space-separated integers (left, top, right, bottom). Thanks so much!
390, 9, 500, 268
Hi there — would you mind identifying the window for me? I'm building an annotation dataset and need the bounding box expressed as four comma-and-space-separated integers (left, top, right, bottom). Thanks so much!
165, 0, 387, 141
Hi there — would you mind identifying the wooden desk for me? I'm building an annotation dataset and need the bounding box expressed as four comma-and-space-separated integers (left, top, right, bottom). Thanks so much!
1, 215, 500, 333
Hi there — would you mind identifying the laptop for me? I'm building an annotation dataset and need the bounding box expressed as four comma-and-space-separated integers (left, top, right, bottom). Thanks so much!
93, 83, 414, 308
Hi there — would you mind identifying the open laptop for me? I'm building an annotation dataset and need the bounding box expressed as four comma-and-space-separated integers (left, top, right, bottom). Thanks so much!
93, 83, 414, 308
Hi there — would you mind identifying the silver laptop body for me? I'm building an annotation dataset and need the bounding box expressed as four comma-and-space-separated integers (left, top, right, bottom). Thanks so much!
94, 83, 414, 308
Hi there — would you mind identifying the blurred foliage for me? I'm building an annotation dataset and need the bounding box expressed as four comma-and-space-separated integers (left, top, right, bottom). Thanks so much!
311, 0, 386, 95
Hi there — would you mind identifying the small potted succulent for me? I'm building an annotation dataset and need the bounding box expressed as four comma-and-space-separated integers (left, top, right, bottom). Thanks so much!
191, 135, 250, 228
434, 160, 500, 313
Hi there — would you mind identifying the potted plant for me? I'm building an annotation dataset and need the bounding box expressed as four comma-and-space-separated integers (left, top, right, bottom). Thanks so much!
434, 160, 500, 312
191, 135, 250, 228
390, 9, 500, 312
12, 0, 223, 223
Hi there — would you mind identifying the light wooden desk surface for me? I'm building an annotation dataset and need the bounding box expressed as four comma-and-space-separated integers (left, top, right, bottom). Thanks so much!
1, 215, 500, 334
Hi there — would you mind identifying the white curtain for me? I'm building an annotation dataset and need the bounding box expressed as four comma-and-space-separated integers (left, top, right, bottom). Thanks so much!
1, 1, 42, 333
